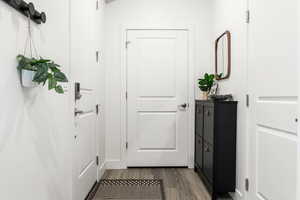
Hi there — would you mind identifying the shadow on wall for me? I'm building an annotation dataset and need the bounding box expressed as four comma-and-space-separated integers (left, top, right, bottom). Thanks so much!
105, 0, 118, 4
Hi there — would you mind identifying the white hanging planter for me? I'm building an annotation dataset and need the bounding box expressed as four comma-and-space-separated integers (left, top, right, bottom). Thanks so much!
21, 69, 38, 88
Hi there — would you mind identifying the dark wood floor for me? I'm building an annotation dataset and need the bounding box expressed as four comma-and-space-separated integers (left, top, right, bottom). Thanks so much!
94, 168, 211, 200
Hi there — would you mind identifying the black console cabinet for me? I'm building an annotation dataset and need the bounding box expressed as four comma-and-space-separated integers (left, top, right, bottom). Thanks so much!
195, 100, 237, 200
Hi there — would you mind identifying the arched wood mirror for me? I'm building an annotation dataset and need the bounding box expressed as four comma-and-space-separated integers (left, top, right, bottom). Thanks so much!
215, 31, 231, 80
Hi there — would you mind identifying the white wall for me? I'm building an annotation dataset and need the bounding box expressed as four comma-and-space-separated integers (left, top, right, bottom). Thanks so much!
297, 1, 300, 199
103, 0, 214, 168
211, 0, 248, 199
0, 0, 72, 200
0, 0, 106, 199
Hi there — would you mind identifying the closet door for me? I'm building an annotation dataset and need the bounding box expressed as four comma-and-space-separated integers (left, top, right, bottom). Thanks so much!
195, 134, 203, 169
248, 0, 298, 200
203, 141, 213, 183
195, 103, 204, 137
203, 106, 214, 145
195, 103, 204, 169
203, 104, 214, 184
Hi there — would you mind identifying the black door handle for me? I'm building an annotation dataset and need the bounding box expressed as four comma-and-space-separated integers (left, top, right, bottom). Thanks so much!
179, 103, 188, 109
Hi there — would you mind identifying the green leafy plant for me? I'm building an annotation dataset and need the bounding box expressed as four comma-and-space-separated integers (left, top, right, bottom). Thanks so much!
198, 73, 215, 92
17, 55, 68, 94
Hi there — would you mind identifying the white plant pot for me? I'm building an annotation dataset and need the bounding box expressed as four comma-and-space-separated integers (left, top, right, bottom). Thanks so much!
21, 70, 37, 88
201, 91, 209, 100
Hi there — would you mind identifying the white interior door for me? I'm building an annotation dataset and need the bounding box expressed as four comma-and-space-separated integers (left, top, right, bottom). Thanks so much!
73, 90, 97, 200
71, 0, 98, 200
126, 30, 189, 167
248, 0, 299, 199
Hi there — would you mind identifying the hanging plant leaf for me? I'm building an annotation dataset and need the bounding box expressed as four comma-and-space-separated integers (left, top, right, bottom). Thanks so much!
48, 75, 57, 90
17, 55, 35, 71
48, 63, 60, 73
30, 58, 51, 65
54, 71, 68, 82
33, 64, 49, 83
17, 55, 68, 94
55, 85, 64, 94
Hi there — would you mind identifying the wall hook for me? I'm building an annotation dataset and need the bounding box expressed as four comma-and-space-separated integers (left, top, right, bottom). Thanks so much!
32, 10, 46, 23
1, 0, 46, 24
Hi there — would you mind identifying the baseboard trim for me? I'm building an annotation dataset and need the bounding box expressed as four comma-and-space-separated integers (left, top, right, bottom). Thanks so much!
97, 161, 106, 180
105, 160, 126, 169
127, 166, 188, 168
85, 181, 99, 200
230, 189, 244, 200
85, 162, 107, 200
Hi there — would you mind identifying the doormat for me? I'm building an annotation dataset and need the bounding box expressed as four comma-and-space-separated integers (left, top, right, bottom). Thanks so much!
94, 179, 165, 200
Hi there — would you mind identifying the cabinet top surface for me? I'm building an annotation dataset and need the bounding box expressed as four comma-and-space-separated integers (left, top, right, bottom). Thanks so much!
195, 100, 238, 104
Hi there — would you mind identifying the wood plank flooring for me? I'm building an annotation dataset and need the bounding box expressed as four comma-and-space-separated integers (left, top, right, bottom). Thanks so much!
94, 168, 211, 200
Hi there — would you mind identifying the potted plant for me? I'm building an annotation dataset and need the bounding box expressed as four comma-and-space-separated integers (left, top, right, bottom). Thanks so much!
198, 73, 215, 100
17, 55, 68, 94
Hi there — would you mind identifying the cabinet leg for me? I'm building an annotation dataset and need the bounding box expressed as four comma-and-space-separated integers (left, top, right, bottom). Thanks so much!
211, 193, 217, 200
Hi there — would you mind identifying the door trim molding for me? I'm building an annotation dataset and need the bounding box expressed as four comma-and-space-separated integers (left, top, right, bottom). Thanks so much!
119, 24, 196, 169
298, 8, 300, 199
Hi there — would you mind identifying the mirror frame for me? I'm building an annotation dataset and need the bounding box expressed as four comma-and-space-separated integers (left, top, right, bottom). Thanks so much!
215, 30, 231, 80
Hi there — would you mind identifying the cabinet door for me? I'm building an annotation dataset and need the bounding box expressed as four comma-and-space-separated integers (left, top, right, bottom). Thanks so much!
195, 134, 203, 169
203, 142, 214, 183
195, 103, 204, 137
203, 106, 214, 145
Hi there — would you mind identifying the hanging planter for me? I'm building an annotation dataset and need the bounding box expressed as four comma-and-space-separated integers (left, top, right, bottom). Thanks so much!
21, 68, 37, 87
17, 11, 68, 93
17, 55, 68, 93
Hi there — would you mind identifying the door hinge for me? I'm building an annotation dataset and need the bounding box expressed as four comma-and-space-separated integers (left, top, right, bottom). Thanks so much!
96, 156, 99, 166
125, 41, 131, 49
245, 178, 249, 191
246, 10, 250, 23
96, 104, 100, 115
96, 0, 99, 10
126, 92, 128, 100
96, 51, 100, 63
126, 142, 128, 149
246, 94, 250, 107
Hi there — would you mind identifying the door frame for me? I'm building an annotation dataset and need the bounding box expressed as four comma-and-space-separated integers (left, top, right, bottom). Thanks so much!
119, 25, 196, 168
298, 5, 300, 198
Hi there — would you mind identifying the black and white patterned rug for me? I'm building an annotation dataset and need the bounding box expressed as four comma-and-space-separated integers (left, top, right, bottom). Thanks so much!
93, 179, 165, 200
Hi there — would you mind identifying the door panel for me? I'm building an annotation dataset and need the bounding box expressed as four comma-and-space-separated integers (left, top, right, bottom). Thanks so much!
137, 38, 176, 97
138, 112, 176, 150
248, 0, 298, 199
73, 89, 97, 200
256, 128, 297, 200
127, 30, 189, 166
256, 100, 298, 135
203, 142, 213, 183
195, 104, 204, 137
77, 112, 96, 173
203, 106, 214, 145
195, 135, 203, 169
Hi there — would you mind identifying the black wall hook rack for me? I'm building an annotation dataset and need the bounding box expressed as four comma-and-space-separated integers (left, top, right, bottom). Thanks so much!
1, 0, 46, 24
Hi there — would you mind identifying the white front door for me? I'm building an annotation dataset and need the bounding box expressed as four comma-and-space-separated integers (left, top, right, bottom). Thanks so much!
71, 0, 98, 199
248, 0, 298, 199
126, 30, 189, 167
